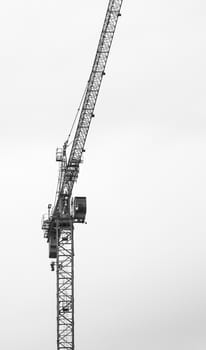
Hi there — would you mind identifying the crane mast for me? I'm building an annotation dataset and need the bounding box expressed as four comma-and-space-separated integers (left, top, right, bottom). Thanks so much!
42, 1, 123, 350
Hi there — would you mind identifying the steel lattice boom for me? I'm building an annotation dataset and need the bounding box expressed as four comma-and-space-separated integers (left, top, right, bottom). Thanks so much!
42, 1, 123, 350
54, 0, 123, 213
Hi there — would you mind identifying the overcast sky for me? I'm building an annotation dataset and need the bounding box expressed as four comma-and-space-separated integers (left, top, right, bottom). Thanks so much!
1, 0, 206, 349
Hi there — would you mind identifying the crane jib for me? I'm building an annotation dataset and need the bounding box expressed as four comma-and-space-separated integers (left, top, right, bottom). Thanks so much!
49, 0, 123, 217
43, 0, 123, 234
65, 0, 123, 189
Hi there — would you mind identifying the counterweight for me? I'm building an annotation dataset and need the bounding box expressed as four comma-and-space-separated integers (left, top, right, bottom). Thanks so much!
42, 1, 123, 350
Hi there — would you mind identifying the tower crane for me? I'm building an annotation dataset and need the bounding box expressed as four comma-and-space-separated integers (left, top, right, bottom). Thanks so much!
42, 1, 123, 349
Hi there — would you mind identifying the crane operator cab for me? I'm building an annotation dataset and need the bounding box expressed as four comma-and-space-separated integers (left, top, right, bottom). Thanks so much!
72, 197, 87, 223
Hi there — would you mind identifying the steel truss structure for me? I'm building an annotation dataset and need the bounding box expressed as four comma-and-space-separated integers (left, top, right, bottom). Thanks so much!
42, 1, 123, 350
56, 221, 74, 350
53, 0, 123, 210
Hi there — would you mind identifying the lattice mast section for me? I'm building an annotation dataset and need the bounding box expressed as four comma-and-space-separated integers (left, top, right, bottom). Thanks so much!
56, 222, 74, 350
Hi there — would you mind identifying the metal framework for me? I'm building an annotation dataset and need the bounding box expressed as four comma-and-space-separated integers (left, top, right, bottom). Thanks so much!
56, 221, 74, 350
42, 1, 123, 350
52, 0, 123, 215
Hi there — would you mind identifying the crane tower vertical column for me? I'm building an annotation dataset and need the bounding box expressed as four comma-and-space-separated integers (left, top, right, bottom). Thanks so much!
56, 220, 74, 350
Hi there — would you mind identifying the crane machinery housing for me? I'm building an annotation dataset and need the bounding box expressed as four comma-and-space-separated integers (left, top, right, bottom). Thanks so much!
42, 1, 123, 349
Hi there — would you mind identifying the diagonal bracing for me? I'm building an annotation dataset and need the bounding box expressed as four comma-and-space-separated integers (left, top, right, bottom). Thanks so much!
56, 223, 74, 350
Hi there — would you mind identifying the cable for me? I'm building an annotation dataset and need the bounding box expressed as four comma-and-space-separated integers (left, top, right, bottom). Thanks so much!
65, 82, 89, 146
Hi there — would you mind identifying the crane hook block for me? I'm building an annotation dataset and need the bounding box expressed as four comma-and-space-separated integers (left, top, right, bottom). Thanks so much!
56, 148, 63, 162
73, 197, 87, 223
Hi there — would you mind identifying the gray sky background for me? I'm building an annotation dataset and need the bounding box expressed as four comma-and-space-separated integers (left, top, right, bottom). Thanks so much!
0, 0, 206, 349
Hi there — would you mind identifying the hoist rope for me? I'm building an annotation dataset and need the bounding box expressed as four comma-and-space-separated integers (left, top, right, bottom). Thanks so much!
65, 82, 89, 147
